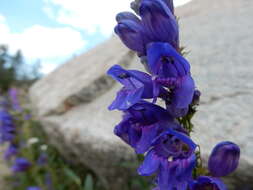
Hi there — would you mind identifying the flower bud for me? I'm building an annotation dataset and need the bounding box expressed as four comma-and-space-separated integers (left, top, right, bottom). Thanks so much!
208, 141, 240, 177
114, 20, 145, 55
140, 0, 179, 48
11, 157, 31, 173
192, 90, 201, 105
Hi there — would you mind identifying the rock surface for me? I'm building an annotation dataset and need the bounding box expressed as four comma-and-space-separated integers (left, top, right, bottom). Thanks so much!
30, 37, 135, 117
29, 0, 253, 189
178, 0, 253, 188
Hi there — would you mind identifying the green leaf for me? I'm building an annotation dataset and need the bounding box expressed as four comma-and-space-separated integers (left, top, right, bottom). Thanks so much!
83, 174, 93, 190
63, 167, 81, 186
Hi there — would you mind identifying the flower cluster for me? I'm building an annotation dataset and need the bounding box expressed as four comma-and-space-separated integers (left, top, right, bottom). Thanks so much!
0, 89, 42, 190
108, 0, 240, 189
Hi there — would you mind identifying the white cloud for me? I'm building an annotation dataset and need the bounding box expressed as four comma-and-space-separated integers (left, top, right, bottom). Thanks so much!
0, 15, 11, 40
43, 0, 132, 36
43, 0, 192, 37
0, 14, 86, 74
10, 25, 85, 58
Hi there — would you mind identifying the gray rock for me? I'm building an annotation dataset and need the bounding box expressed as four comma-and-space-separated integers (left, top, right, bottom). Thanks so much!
29, 37, 135, 117
29, 0, 253, 189
178, 0, 253, 188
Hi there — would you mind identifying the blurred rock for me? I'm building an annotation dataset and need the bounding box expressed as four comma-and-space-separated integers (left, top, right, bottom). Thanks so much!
29, 0, 253, 189
29, 37, 135, 117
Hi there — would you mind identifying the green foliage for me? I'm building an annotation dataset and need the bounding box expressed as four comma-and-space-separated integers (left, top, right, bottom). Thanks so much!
4, 105, 101, 190
0, 46, 17, 91
0, 45, 41, 92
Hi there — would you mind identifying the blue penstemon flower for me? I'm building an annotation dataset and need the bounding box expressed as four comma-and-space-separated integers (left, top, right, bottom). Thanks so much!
138, 129, 197, 190
146, 42, 194, 117
108, 65, 154, 110
0, 106, 16, 144
114, 101, 179, 154
11, 157, 31, 173
4, 143, 18, 160
108, 0, 240, 189
115, 0, 179, 56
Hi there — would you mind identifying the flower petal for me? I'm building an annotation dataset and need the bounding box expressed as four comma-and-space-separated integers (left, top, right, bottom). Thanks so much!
136, 124, 159, 154
108, 86, 144, 110
116, 11, 141, 23
190, 176, 227, 190
157, 159, 169, 189
171, 75, 195, 109
107, 65, 153, 110
138, 150, 160, 176
147, 42, 190, 77
114, 19, 145, 54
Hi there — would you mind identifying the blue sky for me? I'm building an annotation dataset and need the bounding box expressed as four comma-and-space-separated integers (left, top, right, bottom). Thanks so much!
0, 0, 191, 74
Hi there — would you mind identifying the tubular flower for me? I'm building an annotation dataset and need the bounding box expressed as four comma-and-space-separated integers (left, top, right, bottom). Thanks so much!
37, 153, 48, 166
114, 102, 179, 154
115, 0, 178, 56
115, 15, 146, 55
11, 157, 31, 173
8, 88, 22, 112
189, 176, 227, 190
208, 141, 240, 177
0, 108, 16, 144
138, 129, 197, 190
191, 90, 201, 106
146, 42, 194, 117
140, 0, 179, 49
108, 65, 154, 110
4, 143, 18, 160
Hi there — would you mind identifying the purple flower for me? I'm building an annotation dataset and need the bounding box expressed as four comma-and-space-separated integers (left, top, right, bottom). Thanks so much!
8, 88, 22, 112
4, 143, 18, 160
138, 129, 197, 190
0, 108, 16, 144
208, 141, 240, 177
11, 157, 31, 173
110, 0, 241, 189
146, 42, 195, 117
191, 90, 201, 106
114, 102, 179, 154
37, 153, 48, 166
107, 65, 154, 110
115, 0, 178, 55
115, 13, 146, 55
27, 187, 41, 190
189, 176, 227, 190
140, 0, 179, 49
146, 42, 190, 82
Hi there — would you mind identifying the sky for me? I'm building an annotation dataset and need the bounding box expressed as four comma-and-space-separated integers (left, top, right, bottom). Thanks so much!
0, 0, 192, 74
